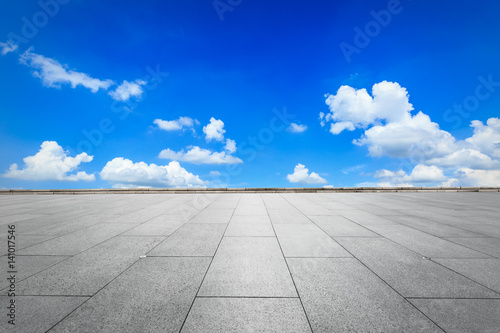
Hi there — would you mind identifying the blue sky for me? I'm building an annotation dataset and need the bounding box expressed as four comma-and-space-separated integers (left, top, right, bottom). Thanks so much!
1, 0, 500, 189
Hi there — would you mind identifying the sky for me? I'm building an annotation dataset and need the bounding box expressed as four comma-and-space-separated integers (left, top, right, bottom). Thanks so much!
0, 0, 499, 189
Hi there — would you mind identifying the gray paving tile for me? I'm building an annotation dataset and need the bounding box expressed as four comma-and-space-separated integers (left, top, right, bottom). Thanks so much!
230, 215, 271, 224
18, 223, 139, 256
0, 255, 68, 290
338, 209, 397, 225
407, 210, 471, 225
233, 204, 268, 216
189, 209, 234, 223
0, 213, 42, 225
268, 210, 311, 224
409, 299, 500, 333
453, 223, 500, 238
209, 201, 239, 210
287, 258, 442, 332
315, 201, 355, 210
285, 201, 333, 216
382, 215, 487, 238
1, 235, 55, 254
0, 296, 88, 333
121, 214, 189, 236
181, 297, 311, 333
445, 237, 500, 258
198, 237, 297, 297
225, 222, 275, 236
49, 257, 210, 333
336, 237, 499, 298
367, 225, 492, 258
310, 215, 379, 237
0, 219, 64, 236
434, 259, 500, 293
148, 223, 226, 256
16, 236, 164, 295
274, 224, 351, 258
23, 218, 100, 237
353, 204, 401, 215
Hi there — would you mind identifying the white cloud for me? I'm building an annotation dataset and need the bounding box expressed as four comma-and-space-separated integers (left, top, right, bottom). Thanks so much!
330, 121, 355, 134
203, 117, 225, 142
322, 81, 500, 186
287, 163, 327, 185
108, 79, 146, 101
0, 41, 18, 55
154, 117, 199, 132
20, 49, 114, 93
210, 171, 221, 176
451, 168, 500, 187
323, 81, 413, 131
2, 141, 95, 181
224, 139, 236, 153
466, 118, 500, 159
322, 81, 456, 159
159, 146, 242, 165
354, 111, 456, 159
287, 123, 308, 133
426, 148, 500, 170
100, 158, 206, 188
374, 164, 447, 186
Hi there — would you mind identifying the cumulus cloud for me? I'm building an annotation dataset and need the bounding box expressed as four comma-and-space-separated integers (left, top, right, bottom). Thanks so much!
287, 123, 308, 133
224, 139, 236, 153
100, 158, 206, 188
154, 117, 199, 132
0, 41, 18, 55
374, 164, 447, 186
449, 168, 500, 187
323, 81, 413, 131
203, 117, 225, 142
322, 81, 500, 186
322, 81, 455, 159
158, 146, 242, 165
2, 141, 95, 181
466, 118, 500, 159
108, 80, 146, 101
287, 163, 327, 185
20, 49, 114, 92
426, 149, 500, 170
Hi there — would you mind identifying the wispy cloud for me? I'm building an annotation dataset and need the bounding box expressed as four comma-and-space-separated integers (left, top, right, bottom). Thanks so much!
20, 48, 114, 93
0, 41, 18, 55
154, 117, 199, 132
341, 164, 366, 175
159, 146, 242, 165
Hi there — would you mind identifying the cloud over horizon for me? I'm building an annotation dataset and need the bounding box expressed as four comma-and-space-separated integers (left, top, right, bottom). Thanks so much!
100, 157, 207, 188
287, 163, 327, 185
2, 141, 95, 181
322, 81, 500, 187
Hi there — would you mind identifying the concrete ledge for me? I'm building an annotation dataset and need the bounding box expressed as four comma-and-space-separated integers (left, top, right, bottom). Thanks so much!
0, 187, 499, 195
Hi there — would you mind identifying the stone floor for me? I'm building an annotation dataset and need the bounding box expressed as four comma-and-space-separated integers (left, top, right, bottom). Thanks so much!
1, 192, 499, 332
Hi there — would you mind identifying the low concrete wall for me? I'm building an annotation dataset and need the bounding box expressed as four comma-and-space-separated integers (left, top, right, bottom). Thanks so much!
0, 187, 499, 194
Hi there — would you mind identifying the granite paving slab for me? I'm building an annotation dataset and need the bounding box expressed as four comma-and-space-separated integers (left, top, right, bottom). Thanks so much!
198, 237, 297, 297
287, 258, 442, 332
181, 297, 311, 333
